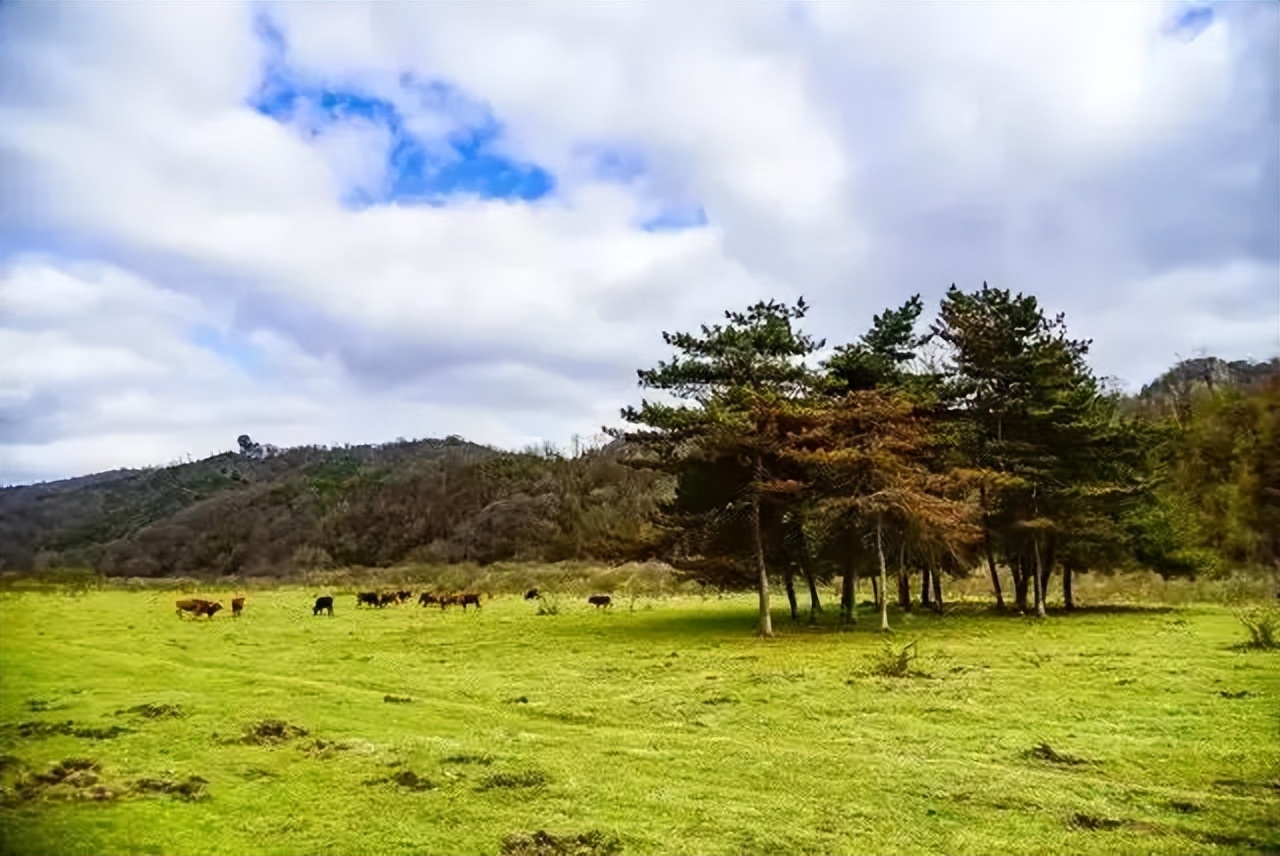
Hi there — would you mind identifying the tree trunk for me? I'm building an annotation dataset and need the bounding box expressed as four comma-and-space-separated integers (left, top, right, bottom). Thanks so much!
931, 565, 943, 614
750, 490, 772, 637
920, 567, 933, 609
1041, 533, 1057, 602
1063, 565, 1075, 610
783, 566, 799, 621
897, 543, 911, 610
984, 540, 1005, 609
803, 564, 822, 622
1011, 557, 1029, 611
851, 567, 860, 624
877, 515, 890, 632
871, 575, 881, 610
840, 557, 854, 624
1032, 537, 1046, 619
980, 485, 1005, 608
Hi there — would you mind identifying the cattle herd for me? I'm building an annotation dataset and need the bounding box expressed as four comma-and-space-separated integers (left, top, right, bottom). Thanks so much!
173, 590, 613, 619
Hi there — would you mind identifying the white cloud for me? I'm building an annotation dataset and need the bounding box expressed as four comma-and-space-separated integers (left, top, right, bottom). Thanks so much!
0, 0, 1275, 484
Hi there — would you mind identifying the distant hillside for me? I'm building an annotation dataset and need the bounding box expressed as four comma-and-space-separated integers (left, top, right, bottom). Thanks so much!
4, 353, 1275, 580
0, 435, 666, 576
1130, 356, 1280, 422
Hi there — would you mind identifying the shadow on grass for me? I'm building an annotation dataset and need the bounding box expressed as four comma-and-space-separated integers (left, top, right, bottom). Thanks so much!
1056, 604, 1176, 616
567, 595, 1195, 646
580, 602, 952, 642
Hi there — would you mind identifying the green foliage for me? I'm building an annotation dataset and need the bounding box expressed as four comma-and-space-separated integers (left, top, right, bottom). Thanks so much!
615, 298, 826, 635
822, 294, 927, 393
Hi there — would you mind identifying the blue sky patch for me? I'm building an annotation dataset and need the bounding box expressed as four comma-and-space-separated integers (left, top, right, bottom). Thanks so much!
248, 12, 554, 206
578, 144, 647, 183
641, 205, 709, 233
1166, 4, 1214, 40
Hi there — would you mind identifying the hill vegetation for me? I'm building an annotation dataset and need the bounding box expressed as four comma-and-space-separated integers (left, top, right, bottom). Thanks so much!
1, 287, 1276, 618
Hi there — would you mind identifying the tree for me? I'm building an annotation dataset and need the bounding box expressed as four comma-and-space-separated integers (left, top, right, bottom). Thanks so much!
823, 295, 927, 394
779, 390, 980, 631
612, 299, 823, 636
931, 283, 1112, 616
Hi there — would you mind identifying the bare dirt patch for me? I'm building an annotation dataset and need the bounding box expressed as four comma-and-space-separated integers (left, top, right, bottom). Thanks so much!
363, 769, 435, 791
1, 757, 211, 805
117, 702, 187, 719
235, 719, 308, 745
131, 774, 209, 801
442, 753, 494, 766
10, 720, 132, 740
500, 830, 622, 856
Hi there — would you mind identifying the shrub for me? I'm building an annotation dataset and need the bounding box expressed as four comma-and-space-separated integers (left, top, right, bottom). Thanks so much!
1234, 605, 1280, 650
870, 640, 923, 678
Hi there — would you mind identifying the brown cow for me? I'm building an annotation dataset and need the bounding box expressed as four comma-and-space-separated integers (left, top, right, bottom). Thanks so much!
176, 598, 223, 619
458, 592, 482, 610
437, 594, 460, 610
418, 592, 438, 607
231, 597, 245, 618
378, 592, 399, 608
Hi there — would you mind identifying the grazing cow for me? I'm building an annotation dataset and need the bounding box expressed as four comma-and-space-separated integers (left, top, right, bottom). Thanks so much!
378, 592, 399, 608
231, 596, 245, 618
588, 595, 612, 609
396, 590, 412, 604
176, 598, 223, 619
459, 592, 482, 610
418, 592, 438, 607
524, 588, 540, 600
356, 592, 380, 608
313, 596, 334, 616
438, 594, 460, 610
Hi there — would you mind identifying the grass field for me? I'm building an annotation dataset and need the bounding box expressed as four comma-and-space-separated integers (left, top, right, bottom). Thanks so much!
0, 586, 1277, 856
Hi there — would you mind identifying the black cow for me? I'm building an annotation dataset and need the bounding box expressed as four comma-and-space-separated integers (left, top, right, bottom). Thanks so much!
378, 592, 399, 607
458, 592, 482, 610
313, 596, 334, 616
356, 592, 380, 608
418, 592, 438, 607
524, 588, 541, 600
395, 590, 412, 604
588, 595, 612, 609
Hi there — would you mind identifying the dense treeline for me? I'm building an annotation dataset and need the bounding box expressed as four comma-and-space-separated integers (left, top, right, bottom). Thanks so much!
0, 286, 1275, 607
611, 286, 1278, 634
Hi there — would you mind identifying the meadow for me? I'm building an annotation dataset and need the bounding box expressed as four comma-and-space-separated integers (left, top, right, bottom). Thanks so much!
0, 580, 1277, 856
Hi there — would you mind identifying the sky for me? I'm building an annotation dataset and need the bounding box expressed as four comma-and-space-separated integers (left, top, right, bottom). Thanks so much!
1, 1, 1277, 486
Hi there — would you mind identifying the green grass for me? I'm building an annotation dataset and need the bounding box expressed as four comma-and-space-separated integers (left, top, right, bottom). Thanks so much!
1, 588, 1277, 856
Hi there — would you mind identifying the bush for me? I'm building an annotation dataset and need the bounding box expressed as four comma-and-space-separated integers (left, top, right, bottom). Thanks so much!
1234, 605, 1280, 650
870, 640, 923, 678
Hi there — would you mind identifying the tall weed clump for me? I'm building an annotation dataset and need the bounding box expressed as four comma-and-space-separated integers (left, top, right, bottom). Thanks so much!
1234, 605, 1280, 650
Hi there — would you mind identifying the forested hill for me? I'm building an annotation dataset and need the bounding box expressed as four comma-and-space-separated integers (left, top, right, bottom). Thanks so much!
0, 435, 666, 576
1, 351, 1276, 581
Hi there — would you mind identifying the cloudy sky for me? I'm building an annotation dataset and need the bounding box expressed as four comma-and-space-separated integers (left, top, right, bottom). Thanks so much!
1, 2, 1276, 485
